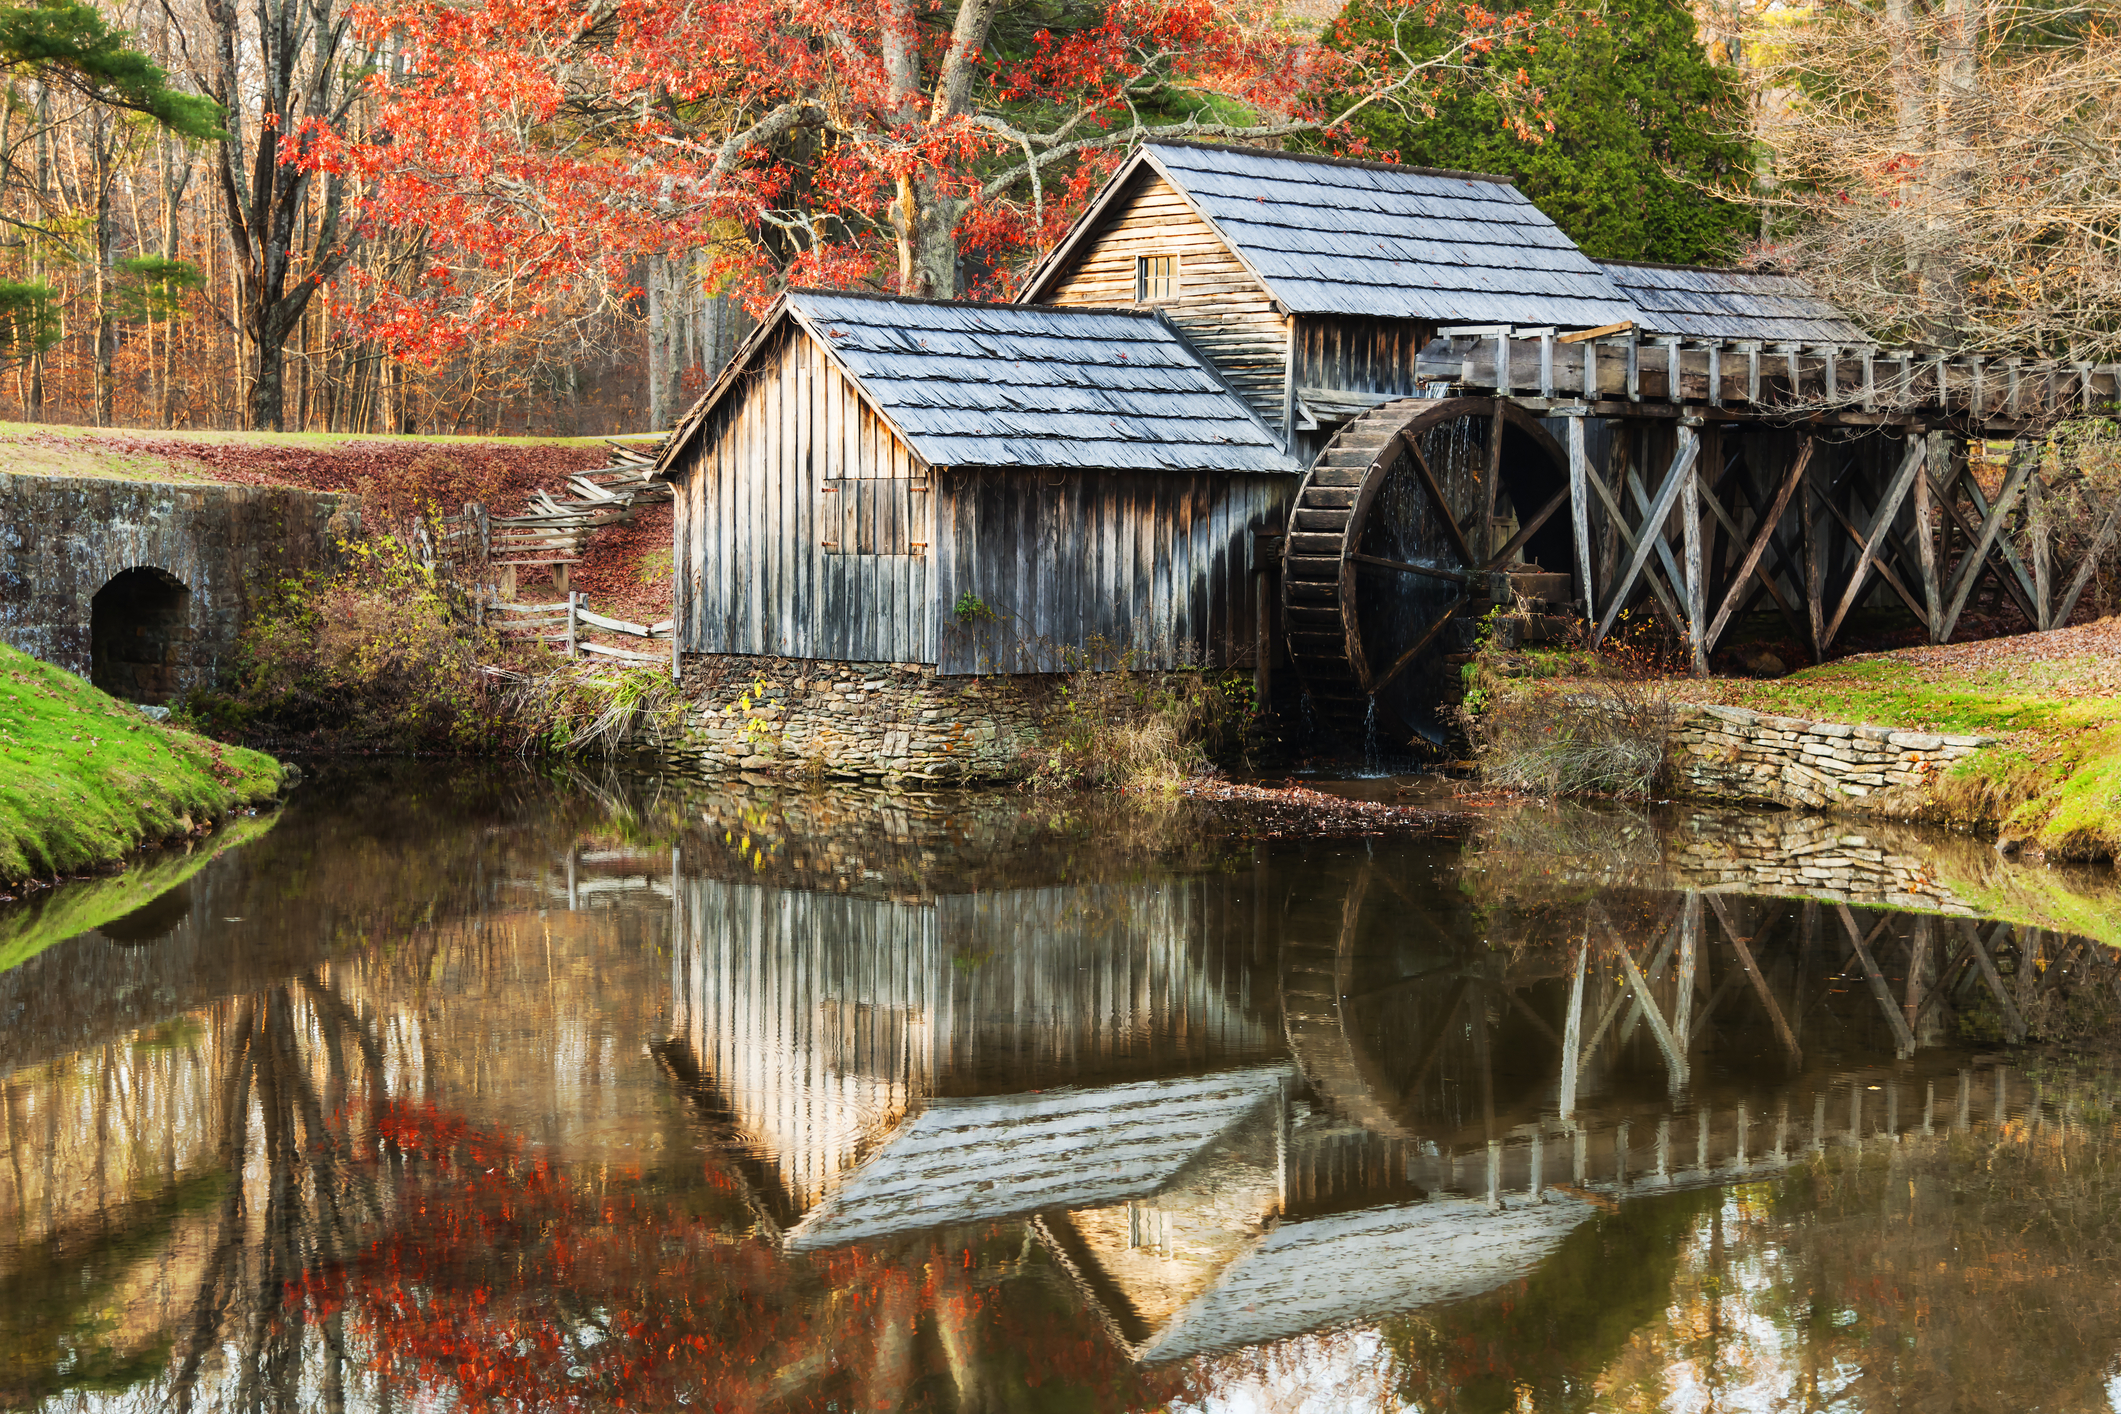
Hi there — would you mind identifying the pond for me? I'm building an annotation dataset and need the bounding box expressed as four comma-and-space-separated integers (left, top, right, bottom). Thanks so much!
4, 766, 2121, 1412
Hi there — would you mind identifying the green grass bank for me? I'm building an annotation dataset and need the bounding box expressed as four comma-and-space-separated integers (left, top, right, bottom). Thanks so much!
0, 644, 285, 887
1677, 619, 2121, 861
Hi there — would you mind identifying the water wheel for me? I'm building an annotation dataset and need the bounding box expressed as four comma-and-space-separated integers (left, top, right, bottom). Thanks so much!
1281, 396, 1574, 741
1283, 863, 1558, 1146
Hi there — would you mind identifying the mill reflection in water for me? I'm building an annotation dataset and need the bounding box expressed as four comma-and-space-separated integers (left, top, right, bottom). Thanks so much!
3, 770, 2121, 1412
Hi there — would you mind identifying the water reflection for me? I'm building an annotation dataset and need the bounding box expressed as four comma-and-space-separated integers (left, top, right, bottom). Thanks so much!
3, 769, 2120, 1411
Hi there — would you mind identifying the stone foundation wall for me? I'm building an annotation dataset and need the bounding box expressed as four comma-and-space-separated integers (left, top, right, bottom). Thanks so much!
1667, 702, 1990, 810
661, 655, 1059, 782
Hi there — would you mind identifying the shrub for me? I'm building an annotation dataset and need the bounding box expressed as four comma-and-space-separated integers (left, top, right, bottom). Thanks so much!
1027, 638, 1253, 792
1466, 675, 1679, 800
181, 534, 505, 752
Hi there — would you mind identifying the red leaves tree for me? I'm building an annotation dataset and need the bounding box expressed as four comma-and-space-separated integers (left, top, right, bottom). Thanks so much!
301, 0, 1554, 360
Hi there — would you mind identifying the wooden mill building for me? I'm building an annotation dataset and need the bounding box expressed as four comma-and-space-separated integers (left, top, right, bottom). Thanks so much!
658, 141, 2120, 740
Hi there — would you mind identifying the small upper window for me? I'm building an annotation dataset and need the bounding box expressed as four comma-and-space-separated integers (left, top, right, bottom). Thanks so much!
1136, 254, 1178, 303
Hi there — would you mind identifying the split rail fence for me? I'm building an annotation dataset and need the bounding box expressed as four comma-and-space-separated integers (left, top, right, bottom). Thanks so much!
488, 595, 677, 671
424, 436, 672, 599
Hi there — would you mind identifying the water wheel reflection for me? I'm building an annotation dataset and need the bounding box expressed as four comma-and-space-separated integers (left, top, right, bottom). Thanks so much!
1285, 864, 2121, 1204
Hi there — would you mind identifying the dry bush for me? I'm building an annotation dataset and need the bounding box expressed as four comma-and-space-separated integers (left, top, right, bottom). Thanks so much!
184, 534, 505, 751
185, 532, 678, 756
1026, 639, 1254, 792
501, 660, 687, 756
1468, 678, 1679, 798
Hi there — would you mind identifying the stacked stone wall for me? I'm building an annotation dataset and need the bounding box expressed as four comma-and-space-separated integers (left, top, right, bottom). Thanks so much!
662, 655, 1060, 782
0, 472, 352, 700
1666, 703, 1991, 811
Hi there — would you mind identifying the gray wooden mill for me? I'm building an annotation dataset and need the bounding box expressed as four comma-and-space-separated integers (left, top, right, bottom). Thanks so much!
659, 141, 2121, 744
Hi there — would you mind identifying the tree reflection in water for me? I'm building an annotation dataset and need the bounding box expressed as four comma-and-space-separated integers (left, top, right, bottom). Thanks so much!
17, 770, 2121, 1412
283, 1101, 1189, 1412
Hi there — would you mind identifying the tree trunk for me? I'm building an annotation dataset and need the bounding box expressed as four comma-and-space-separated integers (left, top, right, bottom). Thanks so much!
92, 121, 115, 428
894, 176, 962, 297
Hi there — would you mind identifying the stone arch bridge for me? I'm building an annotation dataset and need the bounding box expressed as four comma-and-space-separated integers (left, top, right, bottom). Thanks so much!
0, 471, 351, 704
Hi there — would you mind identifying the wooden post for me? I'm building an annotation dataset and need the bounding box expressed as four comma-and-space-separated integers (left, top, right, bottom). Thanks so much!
1915, 434, 1942, 642
500, 564, 517, 601
2029, 459, 2052, 630
553, 561, 573, 598
1681, 420, 1706, 674
1480, 403, 1506, 562
1566, 409, 1593, 614
564, 590, 578, 658
1560, 938, 1587, 1122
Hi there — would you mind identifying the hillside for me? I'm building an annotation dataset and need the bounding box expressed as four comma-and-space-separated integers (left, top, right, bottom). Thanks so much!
0, 644, 286, 887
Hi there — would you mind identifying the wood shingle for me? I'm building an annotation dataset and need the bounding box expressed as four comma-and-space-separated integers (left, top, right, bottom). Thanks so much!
1597, 260, 1870, 344
1023, 142, 1641, 330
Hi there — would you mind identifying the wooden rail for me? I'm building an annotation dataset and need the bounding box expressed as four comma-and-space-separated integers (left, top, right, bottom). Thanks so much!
426, 437, 672, 599
1419, 329, 2121, 429
489, 593, 677, 672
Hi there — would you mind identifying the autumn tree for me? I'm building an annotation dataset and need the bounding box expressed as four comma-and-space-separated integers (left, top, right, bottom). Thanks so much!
1750, 0, 2121, 358
160, 0, 373, 429
304, 0, 1564, 372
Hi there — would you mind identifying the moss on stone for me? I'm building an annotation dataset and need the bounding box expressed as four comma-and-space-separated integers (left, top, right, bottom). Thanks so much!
0, 643, 283, 885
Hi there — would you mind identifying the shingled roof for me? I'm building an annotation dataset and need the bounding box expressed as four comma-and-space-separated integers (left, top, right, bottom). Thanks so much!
781, 1066, 1291, 1253
1133, 1194, 1597, 1364
1596, 260, 1869, 345
1022, 142, 1639, 329
659, 290, 1296, 476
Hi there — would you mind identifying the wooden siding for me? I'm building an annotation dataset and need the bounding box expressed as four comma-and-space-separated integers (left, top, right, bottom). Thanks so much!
1040, 172, 1290, 430
673, 325, 937, 661
932, 468, 1290, 676
1293, 314, 1432, 398
1291, 313, 1436, 463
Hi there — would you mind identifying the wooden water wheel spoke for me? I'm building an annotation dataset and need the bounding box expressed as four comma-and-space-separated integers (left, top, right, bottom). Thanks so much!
1281, 395, 1572, 738
1347, 553, 1468, 584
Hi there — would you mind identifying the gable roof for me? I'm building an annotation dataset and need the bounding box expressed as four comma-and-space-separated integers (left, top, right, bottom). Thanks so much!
1134, 1194, 1596, 1364
1597, 260, 1870, 345
656, 290, 1296, 478
1019, 141, 1639, 329
782, 1065, 1291, 1253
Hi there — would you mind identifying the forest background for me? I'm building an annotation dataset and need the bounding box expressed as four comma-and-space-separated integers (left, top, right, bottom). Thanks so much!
0, 0, 2113, 440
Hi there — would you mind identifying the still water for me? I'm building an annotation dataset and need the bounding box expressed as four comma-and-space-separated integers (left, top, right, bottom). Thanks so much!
4, 767, 2121, 1412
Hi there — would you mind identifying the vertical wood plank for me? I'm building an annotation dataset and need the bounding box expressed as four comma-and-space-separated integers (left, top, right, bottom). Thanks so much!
1801, 444, 1824, 661
1682, 424, 1706, 674
1567, 413, 1592, 613
1915, 431, 1942, 642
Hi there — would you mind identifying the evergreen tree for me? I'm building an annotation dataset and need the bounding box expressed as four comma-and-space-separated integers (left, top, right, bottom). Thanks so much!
1335, 0, 1753, 265
0, 0, 221, 139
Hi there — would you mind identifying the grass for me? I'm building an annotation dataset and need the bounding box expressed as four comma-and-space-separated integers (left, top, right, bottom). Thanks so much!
0, 644, 285, 885
1674, 624, 2121, 860
0, 422, 617, 487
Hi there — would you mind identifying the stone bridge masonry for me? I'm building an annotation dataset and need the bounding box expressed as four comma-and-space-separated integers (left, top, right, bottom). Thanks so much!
1, 471, 353, 704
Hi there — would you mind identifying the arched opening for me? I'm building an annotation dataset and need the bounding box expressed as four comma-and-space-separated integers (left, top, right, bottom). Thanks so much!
91, 567, 192, 704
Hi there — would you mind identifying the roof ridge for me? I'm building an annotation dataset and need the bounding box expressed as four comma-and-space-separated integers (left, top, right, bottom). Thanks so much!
1144, 138, 1514, 187
789, 286, 1159, 321
1596, 257, 1795, 278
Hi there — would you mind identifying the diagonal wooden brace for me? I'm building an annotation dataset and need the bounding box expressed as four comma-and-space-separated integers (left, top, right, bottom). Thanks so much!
1593, 425, 1700, 647
1822, 436, 1926, 651
1704, 438, 1814, 655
